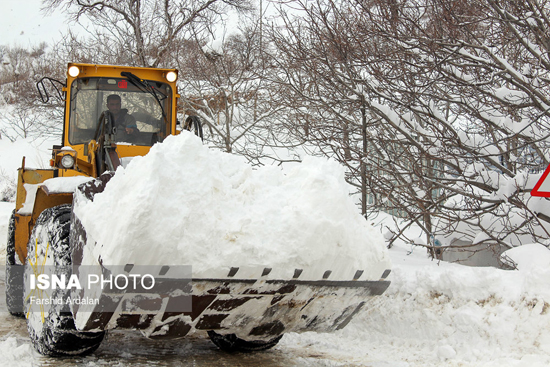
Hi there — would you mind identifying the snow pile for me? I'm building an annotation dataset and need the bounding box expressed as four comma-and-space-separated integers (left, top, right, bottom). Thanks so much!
74, 132, 390, 279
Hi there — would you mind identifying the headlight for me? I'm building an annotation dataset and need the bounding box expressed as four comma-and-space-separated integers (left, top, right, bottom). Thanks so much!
68, 66, 80, 77
60, 154, 75, 169
166, 71, 177, 82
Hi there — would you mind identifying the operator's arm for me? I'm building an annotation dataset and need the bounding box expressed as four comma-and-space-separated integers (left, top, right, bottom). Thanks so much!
124, 114, 139, 134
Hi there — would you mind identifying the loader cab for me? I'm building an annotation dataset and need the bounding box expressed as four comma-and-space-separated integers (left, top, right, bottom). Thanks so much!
68, 77, 172, 147
8, 63, 182, 285
58, 63, 180, 176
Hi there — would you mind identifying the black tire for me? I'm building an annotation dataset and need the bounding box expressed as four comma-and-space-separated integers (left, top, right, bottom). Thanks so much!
207, 330, 283, 353
24, 204, 105, 357
5, 210, 24, 317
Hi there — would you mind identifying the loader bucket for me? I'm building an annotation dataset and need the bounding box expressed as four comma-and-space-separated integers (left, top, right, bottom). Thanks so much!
69, 174, 391, 340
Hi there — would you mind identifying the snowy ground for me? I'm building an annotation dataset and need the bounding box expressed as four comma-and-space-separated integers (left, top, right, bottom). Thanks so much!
0, 137, 550, 366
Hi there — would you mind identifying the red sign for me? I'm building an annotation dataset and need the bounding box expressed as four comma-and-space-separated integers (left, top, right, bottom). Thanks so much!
118, 80, 128, 89
531, 164, 550, 197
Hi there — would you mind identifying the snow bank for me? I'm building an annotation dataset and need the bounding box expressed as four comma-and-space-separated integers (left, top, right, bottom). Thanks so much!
504, 243, 550, 270
0, 137, 58, 175
321, 242, 550, 366
74, 132, 390, 280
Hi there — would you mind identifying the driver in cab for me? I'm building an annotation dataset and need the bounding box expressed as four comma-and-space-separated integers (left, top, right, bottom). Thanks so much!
106, 94, 139, 134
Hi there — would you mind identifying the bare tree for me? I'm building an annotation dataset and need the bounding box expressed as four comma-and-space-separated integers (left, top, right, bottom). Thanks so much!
267, 0, 550, 261
42, 0, 253, 67
0, 44, 64, 140
177, 23, 297, 166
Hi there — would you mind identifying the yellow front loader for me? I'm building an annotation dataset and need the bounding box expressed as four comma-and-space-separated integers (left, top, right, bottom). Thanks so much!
5, 63, 390, 357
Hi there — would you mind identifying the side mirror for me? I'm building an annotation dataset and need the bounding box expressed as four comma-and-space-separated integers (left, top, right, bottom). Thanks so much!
183, 116, 204, 141
36, 77, 65, 103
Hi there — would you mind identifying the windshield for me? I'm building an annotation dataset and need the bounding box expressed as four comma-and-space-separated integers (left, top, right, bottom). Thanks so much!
68, 77, 172, 146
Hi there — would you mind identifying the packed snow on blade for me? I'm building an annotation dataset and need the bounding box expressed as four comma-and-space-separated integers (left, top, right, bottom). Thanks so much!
69, 132, 391, 342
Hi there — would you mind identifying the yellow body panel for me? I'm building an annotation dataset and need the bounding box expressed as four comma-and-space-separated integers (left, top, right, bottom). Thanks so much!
15, 165, 55, 211
14, 165, 76, 263
115, 144, 151, 158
